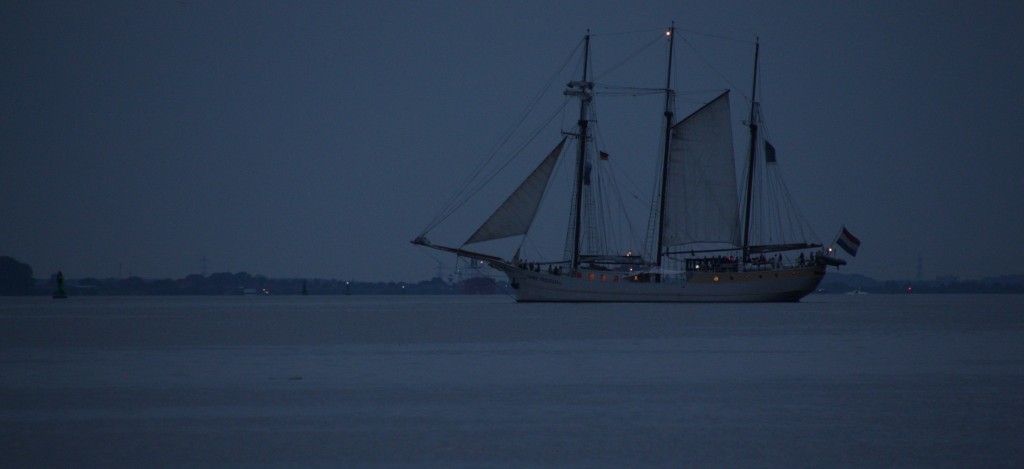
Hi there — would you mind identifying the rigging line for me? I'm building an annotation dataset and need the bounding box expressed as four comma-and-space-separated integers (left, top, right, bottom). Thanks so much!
601, 150, 652, 207
457, 99, 568, 202
678, 88, 732, 96
596, 91, 665, 97
425, 49, 578, 234
589, 94, 662, 204
756, 98, 777, 144
520, 142, 573, 264
774, 162, 821, 243
677, 28, 754, 45
590, 27, 666, 37
595, 93, 664, 98
588, 106, 641, 251
524, 230, 548, 262
459, 100, 570, 202
589, 111, 609, 252
594, 34, 664, 81
433, 99, 573, 239
595, 84, 666, 92
421, 38, 584, 235
755, 99, 818, 245
675, 89, 733, 108
750, 60, 773, 139
680, 37, 751, 103
604, 161, 645, 252
594, 91, 664, 98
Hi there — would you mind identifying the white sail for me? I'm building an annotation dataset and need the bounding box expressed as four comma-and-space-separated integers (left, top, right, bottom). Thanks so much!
661, 91, 741, 247
465, 139, 566, 245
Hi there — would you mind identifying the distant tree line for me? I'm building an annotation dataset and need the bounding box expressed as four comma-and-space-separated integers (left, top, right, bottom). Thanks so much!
3, 255, 1022, 296
0, 256, 35, 295
66, 274, 458, 296
0, 256, 458, 296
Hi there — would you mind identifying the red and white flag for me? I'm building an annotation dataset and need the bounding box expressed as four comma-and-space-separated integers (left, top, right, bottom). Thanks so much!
836, 226, 861, 257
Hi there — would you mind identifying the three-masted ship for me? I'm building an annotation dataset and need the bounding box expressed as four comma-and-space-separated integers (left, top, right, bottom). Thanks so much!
414, 26, 845, 302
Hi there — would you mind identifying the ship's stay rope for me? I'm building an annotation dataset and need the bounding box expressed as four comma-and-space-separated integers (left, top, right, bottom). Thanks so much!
594, 35, 664, 82
680, 36, 752, 104
420, 28, 669, 238
419, 39, 583, 237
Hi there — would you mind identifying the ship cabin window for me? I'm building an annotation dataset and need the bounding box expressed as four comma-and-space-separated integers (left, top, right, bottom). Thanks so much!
685, 256, 738, 273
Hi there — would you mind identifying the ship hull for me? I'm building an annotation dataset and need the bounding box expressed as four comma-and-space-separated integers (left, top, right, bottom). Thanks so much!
495, 264, 825, 303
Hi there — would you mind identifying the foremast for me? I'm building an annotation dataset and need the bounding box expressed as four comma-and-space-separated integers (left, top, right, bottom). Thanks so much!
565, 32, 593, 274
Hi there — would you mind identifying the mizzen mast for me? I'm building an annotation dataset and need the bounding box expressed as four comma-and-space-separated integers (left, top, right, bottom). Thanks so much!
741, 37, 760, 264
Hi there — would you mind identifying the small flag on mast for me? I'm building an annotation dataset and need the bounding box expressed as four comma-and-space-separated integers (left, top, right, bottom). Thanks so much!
836, 226, 861, 257
599, 151, 609, 161
764, 141, 777, 163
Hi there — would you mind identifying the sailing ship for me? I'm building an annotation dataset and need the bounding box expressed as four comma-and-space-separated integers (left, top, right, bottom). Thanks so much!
414, 26, 847, 302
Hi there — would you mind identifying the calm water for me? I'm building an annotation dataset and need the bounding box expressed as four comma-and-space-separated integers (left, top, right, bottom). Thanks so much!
2, 294, 1022, 467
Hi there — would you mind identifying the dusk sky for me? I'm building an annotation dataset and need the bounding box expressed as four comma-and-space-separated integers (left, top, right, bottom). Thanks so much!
3, 1, 1022, 282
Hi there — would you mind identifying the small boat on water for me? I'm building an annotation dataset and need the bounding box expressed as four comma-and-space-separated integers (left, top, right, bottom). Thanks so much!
414, 25, 851, 302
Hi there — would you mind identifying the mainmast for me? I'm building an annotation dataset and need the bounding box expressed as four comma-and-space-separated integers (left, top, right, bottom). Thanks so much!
654, 24, 676, 270
741, 38, 760, 263
566, 32, 593, 272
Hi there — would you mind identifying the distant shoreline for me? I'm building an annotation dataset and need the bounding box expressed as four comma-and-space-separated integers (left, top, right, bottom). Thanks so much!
3, 255, 1023, 296
8, 273, 1024, 296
